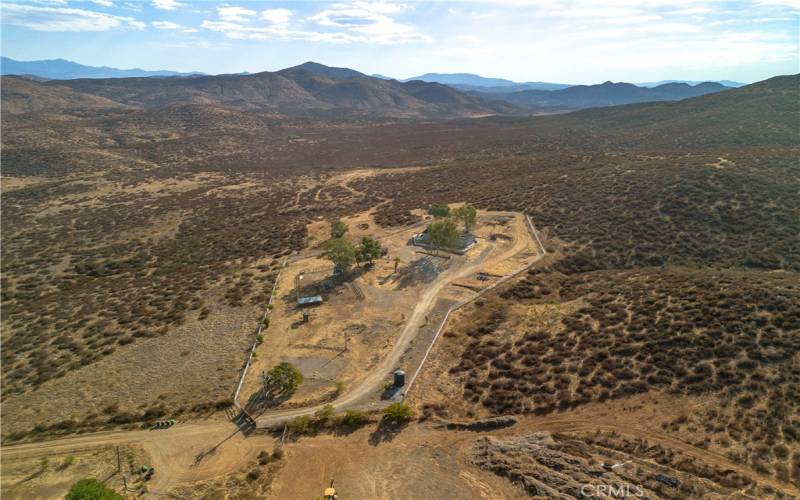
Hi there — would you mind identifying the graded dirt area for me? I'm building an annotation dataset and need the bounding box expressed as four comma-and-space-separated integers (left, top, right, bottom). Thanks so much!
239, 209, 541, 416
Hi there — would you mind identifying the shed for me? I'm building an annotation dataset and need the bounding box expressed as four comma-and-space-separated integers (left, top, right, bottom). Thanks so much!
297, 295, 323, 306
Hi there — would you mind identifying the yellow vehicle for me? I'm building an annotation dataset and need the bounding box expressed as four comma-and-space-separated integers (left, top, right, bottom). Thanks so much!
323, 479, 337, 500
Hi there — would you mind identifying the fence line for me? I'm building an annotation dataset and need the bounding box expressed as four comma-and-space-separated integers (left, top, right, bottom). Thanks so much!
233, 259, 287, 410
404, 215, 547, 397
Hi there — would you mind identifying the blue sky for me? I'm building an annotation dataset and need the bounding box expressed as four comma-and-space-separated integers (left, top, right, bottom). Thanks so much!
1, 0, 798, 83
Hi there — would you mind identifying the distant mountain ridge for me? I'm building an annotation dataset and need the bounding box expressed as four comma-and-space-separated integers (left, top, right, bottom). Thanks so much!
400, 72, 572, 92
474, 80, 732, 109
636, 79, 746, 88
1, 56, 204, 80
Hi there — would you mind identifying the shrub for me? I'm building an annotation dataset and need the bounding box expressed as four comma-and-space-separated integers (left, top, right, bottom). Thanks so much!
66, 479, 123, 500
341, 409, 368, 427
383, 403, 414, 424
314, 404, 335, 424
58, 455, 76, 470
286, 415, 312, 434
334, 380, 345, 396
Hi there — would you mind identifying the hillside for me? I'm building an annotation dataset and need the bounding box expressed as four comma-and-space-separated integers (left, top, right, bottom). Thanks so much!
4, 62, 519, 119
549, 74, 800, 147
0, 76, 129, 114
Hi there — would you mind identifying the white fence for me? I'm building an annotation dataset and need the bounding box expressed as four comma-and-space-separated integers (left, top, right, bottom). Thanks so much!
404, 214, 546, 396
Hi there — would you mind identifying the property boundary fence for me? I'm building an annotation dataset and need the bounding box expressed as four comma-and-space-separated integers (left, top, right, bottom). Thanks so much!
233, 259, 287, 410
404, 214, 547, 396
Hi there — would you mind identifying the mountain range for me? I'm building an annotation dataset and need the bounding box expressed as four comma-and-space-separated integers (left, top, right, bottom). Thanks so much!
1, 61, 517, 118
377, 71, 744, 93
474, 80, 732, 109
1, 59, 745, 118
0, 56, 203, 80
637, 79, 745, 88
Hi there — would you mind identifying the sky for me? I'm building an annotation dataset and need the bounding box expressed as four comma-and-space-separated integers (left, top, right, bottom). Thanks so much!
1, 0, 798, 84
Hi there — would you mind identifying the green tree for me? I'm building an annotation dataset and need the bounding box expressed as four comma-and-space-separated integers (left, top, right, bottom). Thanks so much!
357, 236, 383, 266
66, 479, 123, 500
265, 362, 304, 397
383, 403, 414, 424
322, 238, 357, 273
428, 203, 450, 218
427, 219, 459, 254
452, 204, 477, 233
330, 220, 348, 239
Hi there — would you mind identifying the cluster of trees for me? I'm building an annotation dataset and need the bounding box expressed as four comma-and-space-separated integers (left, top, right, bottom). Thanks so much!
429, 203, 477, 233
322, 220, 386, 273
426, 203, 477, 253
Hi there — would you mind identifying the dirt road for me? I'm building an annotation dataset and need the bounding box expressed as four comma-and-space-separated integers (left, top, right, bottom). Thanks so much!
5, 410, 798, 498
254, 212, 540, 427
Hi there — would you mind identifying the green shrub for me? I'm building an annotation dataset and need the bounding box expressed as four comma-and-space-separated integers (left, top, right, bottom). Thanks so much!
58, 455, 75, 470
314, 404, 335, 424
286, 415, 312, 434
66, 479, 123, 500
334, 380, 345, 396
383, 403, 414, 424
341, 409, 368, 427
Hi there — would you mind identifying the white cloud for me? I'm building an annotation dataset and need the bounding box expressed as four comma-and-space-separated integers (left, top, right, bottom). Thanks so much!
152, 20, 181, 29
262, 8, 291, 25
201, 20, 358, 42
151, 0, 182, 11
307, 1, 431, 43
217, 5, 256, 22
756, 0, 800, 8
201, 1, 428, 44
91, 0, 114, 6
669, 7, 713, 15
2, 3, 145, 31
